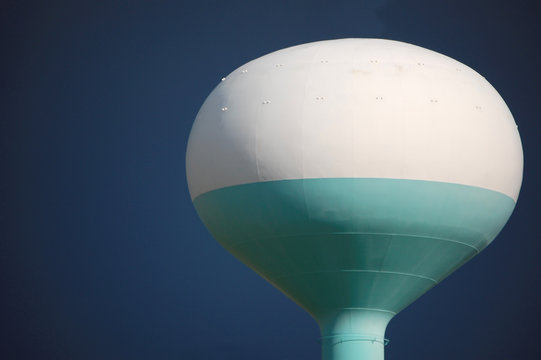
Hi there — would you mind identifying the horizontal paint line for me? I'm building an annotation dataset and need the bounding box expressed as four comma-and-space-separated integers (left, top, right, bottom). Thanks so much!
231, 232, 481, 253
313, 307, 397, 316
273, 269, 438, 284
318, 335, 389, 346
191, 177, 517, 203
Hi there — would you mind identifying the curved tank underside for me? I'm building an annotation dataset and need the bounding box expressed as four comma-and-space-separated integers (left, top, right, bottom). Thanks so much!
193, 178, 515, 317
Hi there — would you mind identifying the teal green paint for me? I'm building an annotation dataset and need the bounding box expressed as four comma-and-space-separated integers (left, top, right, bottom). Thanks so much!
318, 309, 393, 360
193, 178, 515, 359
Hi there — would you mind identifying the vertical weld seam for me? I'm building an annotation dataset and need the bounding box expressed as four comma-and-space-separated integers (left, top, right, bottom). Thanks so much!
254, 79, 263, 180
301, 46, 322, 220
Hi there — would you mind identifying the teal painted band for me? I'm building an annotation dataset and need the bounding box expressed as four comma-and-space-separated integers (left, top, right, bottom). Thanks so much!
317, 309, 394, 360
193, 178, 515, 315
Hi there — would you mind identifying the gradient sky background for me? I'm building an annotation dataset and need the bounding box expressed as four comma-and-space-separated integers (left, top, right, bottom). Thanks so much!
2, 1, 540, 359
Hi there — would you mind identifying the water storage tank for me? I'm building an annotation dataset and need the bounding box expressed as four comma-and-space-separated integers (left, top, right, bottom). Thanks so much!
186, 39, 523, 360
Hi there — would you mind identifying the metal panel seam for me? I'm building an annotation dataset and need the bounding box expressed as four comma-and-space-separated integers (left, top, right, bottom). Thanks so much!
273, 269, 438, 284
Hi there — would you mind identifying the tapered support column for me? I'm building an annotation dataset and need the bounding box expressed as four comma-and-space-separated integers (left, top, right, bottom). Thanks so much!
317, 309, 394, 360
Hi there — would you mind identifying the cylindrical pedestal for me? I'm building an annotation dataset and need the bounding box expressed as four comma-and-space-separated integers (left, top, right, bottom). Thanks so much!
317, 309, 393, 360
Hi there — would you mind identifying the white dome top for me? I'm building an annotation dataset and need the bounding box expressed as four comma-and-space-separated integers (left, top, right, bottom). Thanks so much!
186, 39, 523, 201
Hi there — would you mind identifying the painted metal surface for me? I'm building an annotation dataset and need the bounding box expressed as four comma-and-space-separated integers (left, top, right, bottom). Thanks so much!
187, 39, 522, 201
186, 39, 523, 359
193, 178, 514, 314
192, 178, 515, 359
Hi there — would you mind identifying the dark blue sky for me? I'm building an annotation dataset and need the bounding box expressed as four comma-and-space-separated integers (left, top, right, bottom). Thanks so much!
2, 1, 540, 359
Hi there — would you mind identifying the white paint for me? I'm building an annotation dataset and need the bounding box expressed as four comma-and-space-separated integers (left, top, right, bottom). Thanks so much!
186, 39, 523, 201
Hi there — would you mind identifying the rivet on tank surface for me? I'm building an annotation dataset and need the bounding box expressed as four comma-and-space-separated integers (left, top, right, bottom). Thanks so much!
221, 107, 228, 112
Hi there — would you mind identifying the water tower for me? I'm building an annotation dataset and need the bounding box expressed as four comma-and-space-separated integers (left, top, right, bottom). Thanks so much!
186, 39, 523, 359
